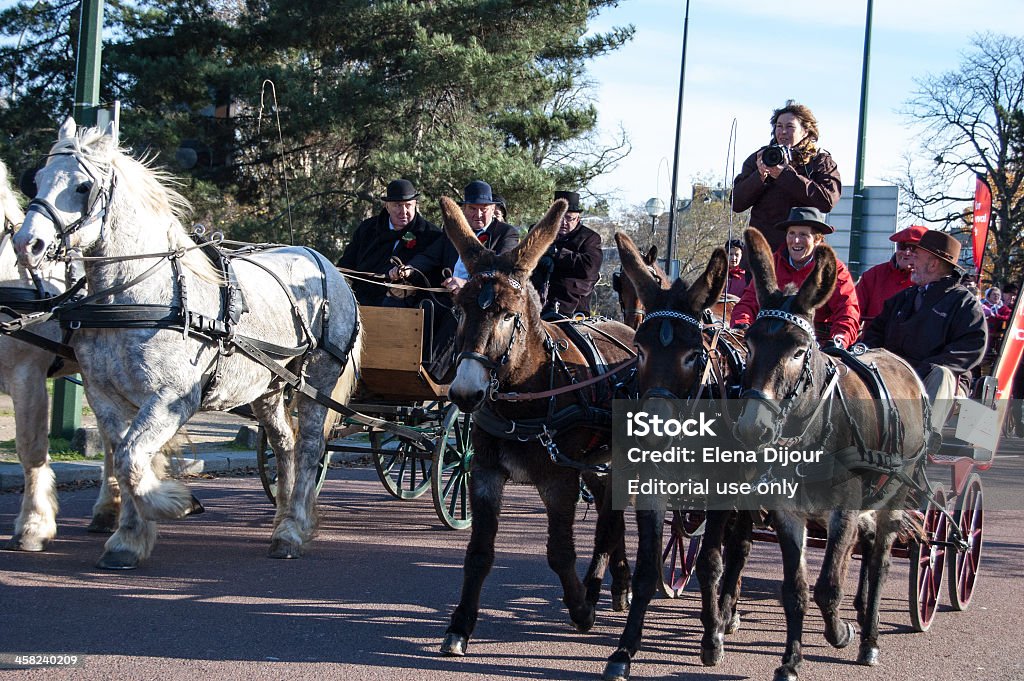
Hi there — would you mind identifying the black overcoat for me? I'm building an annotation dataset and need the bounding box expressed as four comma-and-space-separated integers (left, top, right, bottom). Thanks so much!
337, 212, 441, 306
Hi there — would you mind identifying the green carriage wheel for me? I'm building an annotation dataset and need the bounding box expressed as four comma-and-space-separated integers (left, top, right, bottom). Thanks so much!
255, 427, 331, 506
371, 428, 433, 500
432, 404, 474, 530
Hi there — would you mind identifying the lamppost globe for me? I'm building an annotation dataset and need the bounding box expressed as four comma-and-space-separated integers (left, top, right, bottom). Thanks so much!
645, 197, 666, 218
645, 197, 665, 236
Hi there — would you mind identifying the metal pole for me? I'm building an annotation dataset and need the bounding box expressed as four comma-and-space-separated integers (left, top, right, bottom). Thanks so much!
52, 0, 105, 441
848, 0, 873, 278
73, 0, 104, 126
665, 0, 690, 278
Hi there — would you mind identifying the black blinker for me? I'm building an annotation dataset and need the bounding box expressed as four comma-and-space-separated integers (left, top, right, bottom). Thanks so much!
478, 281, 495, 310
659, 319, 673, 347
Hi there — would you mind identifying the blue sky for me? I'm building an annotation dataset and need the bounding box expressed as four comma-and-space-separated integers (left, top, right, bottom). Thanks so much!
584, 0, 1024, 216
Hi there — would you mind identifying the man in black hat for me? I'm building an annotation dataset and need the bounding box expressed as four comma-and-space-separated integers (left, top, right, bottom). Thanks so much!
862, 229, 987, 430
530, 190, 603, 316
337, 178, 441, 306
397, 180, 519, 380
401, 180, 519, 293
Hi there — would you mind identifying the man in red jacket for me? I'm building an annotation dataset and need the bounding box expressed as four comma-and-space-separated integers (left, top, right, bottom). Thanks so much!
854, 224, 926, 330
730, 206, 860, 348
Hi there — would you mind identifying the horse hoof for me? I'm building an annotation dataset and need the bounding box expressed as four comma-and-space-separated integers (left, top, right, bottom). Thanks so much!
857, 643, 880, 666
724, 611, 741, 634
3, 534, 49, 552
612, 589, 632, 612
183, 495, 205, 517
701, 634, 724, 666
773, 666, 799, 681
602, 659, 631, 681
831, 621, 856, 649
440, 633, 468, 657
87, 514, 117, 534
96, 549, 139, 570
572, 605, 597, 633
268, 539, 303, 559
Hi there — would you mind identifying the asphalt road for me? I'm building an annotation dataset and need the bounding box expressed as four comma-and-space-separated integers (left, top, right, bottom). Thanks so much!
1, 465, 1022, 681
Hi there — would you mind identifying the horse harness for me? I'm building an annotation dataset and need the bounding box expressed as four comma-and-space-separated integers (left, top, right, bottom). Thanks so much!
461, 271, 637, 473
637, 307, 746, 403
749, 303, 930, 507
0, 217, 83, 371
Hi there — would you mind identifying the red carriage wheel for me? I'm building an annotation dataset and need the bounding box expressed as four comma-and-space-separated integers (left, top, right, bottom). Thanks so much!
946, 473, 984, 611
908, 484, 947, 632
658, 511, 703, 598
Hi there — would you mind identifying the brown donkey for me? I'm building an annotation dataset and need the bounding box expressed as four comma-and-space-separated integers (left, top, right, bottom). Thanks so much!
612, 243, 660, 329
438, 197, 636, 658
603, 231, 753, 681
734, 227, 930, 681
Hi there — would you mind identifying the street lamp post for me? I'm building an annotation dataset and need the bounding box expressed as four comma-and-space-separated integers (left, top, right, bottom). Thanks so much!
645, 197, 665, 237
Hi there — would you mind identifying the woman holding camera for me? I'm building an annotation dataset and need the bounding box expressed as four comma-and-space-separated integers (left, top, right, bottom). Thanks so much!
732, 100, 842, 252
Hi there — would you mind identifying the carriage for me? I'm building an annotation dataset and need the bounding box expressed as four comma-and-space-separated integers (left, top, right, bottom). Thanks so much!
253, 303, 474, 530
604, 227, 1016, 681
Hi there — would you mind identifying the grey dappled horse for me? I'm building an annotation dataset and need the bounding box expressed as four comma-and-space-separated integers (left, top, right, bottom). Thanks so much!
14, 118, 361, 569
0, 158, 121, 550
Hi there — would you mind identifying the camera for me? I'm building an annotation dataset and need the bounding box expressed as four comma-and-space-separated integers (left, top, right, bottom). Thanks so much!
762, 142, 792, 167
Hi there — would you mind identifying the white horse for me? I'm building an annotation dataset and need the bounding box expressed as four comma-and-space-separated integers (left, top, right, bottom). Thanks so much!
0, 157, 122, 551
14, 118, 362, 569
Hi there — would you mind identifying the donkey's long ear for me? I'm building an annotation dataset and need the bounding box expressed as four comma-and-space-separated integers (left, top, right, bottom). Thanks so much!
644, 244, 658, 265
58, 116, 77, 142
794, 241, 837, 313
510, 198, 565, 275
615, 231, 663, 304
687, 247, 729, 311
440, 196, 486, 274
744, 227, 778, 305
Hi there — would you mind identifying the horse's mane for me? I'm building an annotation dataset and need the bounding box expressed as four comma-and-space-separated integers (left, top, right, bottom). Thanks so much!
51, 128, 222, 285
0, 158, 25, 227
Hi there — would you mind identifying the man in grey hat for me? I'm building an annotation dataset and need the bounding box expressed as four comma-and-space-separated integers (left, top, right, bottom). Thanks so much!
730, 206, 860, 347
530, 190, 603, 316
862, 229, 987, 430
338, 178, 441, 306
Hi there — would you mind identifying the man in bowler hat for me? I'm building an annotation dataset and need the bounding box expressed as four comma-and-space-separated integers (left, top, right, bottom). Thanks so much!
337, 178, 441, 306
862, 229, 987, 431
530, 190, 603, 316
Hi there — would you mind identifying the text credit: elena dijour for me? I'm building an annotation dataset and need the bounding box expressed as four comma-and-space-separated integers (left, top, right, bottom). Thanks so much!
611, 401, 850, 512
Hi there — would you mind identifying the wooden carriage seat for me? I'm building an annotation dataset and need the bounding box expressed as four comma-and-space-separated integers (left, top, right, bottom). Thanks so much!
357, 306, 447, 400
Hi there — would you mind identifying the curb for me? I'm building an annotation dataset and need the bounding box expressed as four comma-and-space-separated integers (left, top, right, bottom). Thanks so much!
0, 449, 260, 491
0, 443, 372, 491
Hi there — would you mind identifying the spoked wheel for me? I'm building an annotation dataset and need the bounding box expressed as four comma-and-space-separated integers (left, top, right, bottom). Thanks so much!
432, 404, 473, 530
909, 484, 948, 632
371, 428, 432, 500
947, 473, 984, 611
659, 511, 704, 598
255, 427, 331, 506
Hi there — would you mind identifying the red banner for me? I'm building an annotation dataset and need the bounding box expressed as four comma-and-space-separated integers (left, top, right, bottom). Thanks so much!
972, 177, 992, 274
